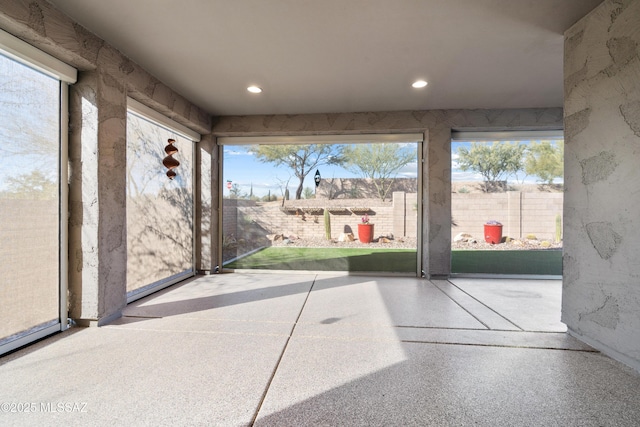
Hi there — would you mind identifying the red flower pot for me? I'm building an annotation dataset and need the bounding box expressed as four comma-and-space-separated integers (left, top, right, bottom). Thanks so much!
484, 224, 503, 244
358, 223, 375, 244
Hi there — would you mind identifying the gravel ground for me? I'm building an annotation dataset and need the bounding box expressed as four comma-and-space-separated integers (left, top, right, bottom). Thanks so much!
271, 235, 418, 249
452, 238, 562, 250
270, 235, 562, 250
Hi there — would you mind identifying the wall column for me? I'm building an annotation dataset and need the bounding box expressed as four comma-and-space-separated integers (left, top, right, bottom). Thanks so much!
392, 192, 406, 237
507, 191, 522, 239
563, 0, 640, 372
69, 69, 127, 326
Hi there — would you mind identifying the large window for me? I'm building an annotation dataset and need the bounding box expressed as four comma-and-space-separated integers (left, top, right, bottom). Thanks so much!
451, 131, 564, 276
219, 134, 422, 275
0, 30, 76, 356
126, 100, 199, 301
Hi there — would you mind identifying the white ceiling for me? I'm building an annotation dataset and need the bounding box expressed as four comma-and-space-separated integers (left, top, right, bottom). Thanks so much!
47, 0, 602, 117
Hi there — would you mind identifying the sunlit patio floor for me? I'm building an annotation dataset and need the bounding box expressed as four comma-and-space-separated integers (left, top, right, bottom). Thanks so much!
2, 274, 640, 426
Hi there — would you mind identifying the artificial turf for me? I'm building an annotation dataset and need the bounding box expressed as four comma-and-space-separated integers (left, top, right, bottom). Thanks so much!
225, 246, 562, 276
224, 247, 418, 273
451, 249, 562, 275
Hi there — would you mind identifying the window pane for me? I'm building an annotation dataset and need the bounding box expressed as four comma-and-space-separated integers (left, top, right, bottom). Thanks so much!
451, 136, 564, 275
126, 112, 193, 295
0, 54, 60, 345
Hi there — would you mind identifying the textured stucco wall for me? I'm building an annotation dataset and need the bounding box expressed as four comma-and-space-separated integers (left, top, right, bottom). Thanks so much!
68, 70, 127, 323
0, 0, 212, 324
563, 0, 640, 371
214, 109, 563, 277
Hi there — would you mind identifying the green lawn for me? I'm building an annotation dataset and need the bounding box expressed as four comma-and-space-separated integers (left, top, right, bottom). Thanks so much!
451, 249, 562, 275
225, 247, 562, 275
224, 247, 418, 273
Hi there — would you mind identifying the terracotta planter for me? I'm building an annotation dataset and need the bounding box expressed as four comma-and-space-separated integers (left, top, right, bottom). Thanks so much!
484, 224, 503, 244
358, 223, 375, 244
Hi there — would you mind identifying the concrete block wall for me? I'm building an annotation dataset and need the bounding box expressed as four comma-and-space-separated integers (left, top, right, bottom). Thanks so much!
223, 191, 418, 243
521, 193, 563, 240
452, 192, 563, 241
452, 193, 507, 237
228, 203, 401, 242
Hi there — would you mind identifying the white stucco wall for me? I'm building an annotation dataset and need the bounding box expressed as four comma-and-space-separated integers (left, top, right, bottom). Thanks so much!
563, 0, 640, 371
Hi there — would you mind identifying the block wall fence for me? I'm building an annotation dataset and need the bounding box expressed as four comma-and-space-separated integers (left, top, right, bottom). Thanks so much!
453, 192, 563, 241
224, 191, 562, 243
224, 192, 417, 241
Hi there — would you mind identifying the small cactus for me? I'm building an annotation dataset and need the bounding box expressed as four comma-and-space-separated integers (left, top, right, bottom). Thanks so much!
555, 213, 562, 243
324, 209, 331, 240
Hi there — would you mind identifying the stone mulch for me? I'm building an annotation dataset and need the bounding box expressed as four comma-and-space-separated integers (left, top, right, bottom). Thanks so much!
452, 238, 562, 251
270, 235, 418, 249
267, 235, 561, 250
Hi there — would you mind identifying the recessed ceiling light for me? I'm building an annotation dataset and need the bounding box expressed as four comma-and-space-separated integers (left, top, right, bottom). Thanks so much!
247, 86, 262, 93
412, 80, 428, 89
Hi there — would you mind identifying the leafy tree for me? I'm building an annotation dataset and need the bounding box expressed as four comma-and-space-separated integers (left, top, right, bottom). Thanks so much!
261, 191, 276, 202
342, 143, 415, 201
302, 187, 315, 199
456, 142, 525, 192
3, 170, 57, 199
229, 183, 245, 199
251, 144, 343, 199
524, 140, 563, 185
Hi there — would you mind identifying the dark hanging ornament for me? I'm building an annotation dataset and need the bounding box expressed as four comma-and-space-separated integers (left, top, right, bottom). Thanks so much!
162, 138, 180, 179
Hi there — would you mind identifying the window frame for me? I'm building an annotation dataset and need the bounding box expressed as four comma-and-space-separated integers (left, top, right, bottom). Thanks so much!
125, 98, 201, 303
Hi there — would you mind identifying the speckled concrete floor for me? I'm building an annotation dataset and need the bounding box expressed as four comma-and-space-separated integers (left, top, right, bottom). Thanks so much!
1, 274, 639, 426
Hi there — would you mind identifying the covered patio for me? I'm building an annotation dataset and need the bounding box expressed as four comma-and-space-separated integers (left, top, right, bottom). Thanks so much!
1, 0, 640, 424
2, 275, 639, 425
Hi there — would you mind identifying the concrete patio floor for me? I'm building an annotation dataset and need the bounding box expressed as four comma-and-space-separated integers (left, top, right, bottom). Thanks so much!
1, 274, 640, 426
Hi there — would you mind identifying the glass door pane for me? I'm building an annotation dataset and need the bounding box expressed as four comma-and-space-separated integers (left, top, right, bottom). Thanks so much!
0, 55, 61, 347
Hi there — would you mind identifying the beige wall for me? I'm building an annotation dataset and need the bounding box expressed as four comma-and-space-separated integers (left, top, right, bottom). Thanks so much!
453, 192, 563, 241
225, 194, 417, 243
563, 0, 640, 371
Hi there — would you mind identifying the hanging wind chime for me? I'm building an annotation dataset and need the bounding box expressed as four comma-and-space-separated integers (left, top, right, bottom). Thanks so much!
162, 138, 180, 179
